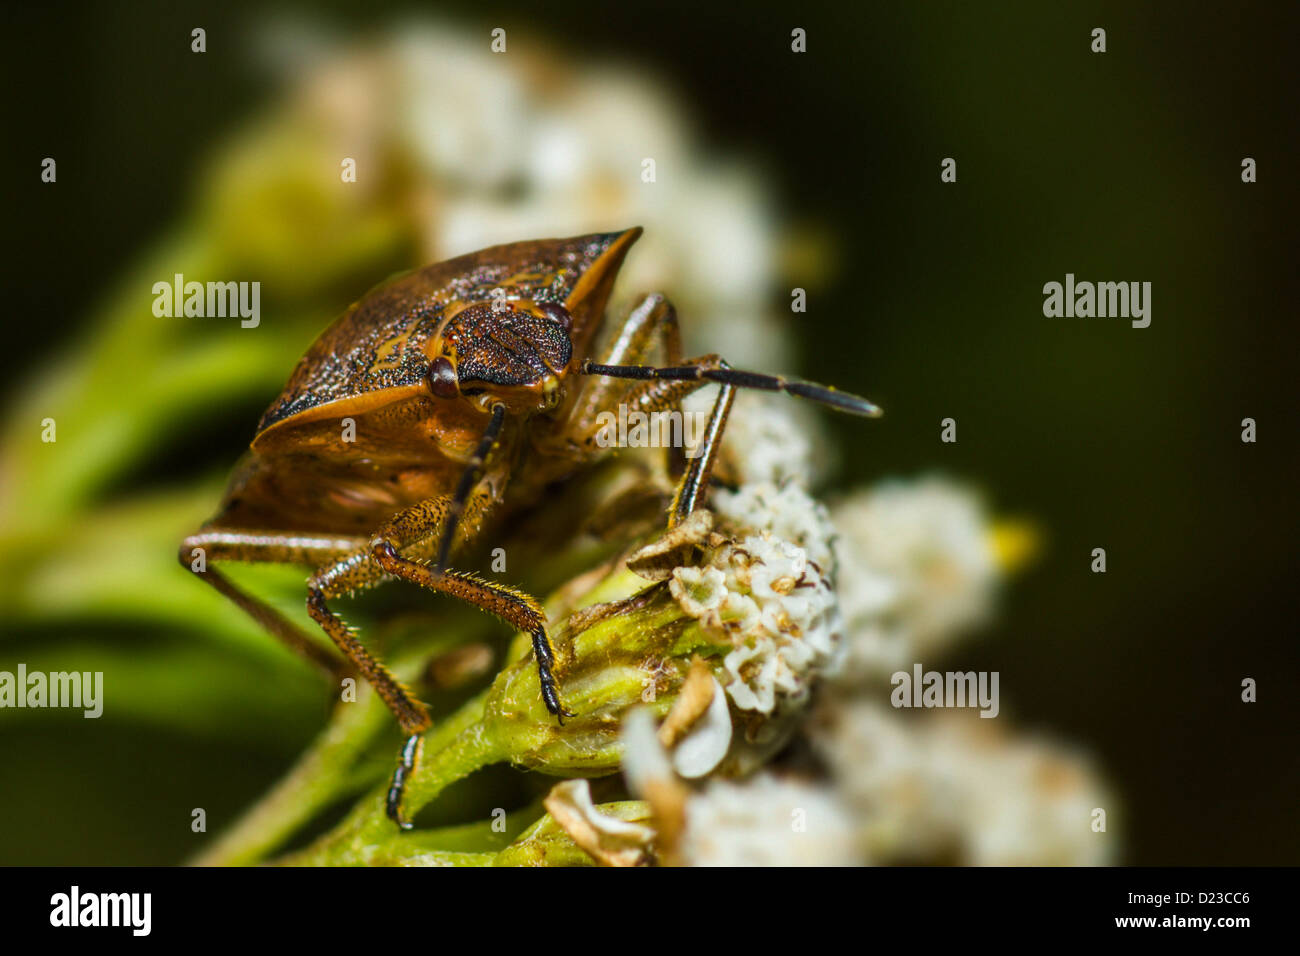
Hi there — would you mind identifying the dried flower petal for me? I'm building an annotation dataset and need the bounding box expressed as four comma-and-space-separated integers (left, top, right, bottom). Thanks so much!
543, 779, 656, 867
670, 675, 732, 779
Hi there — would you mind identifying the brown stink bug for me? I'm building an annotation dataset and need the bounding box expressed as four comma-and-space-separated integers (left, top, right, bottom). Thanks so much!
180, 228, 880, 827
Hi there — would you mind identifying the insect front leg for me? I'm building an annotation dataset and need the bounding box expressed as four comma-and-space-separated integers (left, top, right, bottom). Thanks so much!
354, 418, 571, 827
561, 293, 688, 472
567, 369, 738, 526
365, 479, 570, 722
304, 547, 435, 830
567, 292, 684, 428
577, 352, 881, 524
365, 501, 570, 827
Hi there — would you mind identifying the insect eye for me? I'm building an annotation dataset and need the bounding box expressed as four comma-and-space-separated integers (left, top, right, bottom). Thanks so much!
426, 356, 459, 398
537, 301, 572, 331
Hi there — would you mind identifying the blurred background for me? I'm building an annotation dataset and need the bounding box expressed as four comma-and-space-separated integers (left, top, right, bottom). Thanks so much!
2, 0, 1296, 864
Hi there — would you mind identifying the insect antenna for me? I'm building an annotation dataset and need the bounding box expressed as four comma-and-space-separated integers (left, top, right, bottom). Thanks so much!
580, 358, 882, 417
436, 402, 508, 570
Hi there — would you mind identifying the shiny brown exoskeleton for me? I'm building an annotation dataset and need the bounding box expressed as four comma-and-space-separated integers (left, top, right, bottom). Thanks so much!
180, 227, 880, 827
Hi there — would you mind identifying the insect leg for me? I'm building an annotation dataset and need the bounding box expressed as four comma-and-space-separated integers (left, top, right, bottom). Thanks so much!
178, 529, 363, 679
304, 548, 439, 830
667, 379, 736, 526
369, 476, 569, 724
370, 541, 568, 715
181, 527, 440, 827
286, 474, 506, 829
577, 350, 879, 524
417, 403, 567, 717
434, 402, 506, 571
356, 473, 572, 827
567, 293, 683, 429
363, 566, 566, 831
558, 293, 696, 486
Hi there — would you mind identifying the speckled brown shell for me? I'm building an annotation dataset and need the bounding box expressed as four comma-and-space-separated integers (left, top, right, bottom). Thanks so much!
207, 229, 640, 536
256, 229, 640, 438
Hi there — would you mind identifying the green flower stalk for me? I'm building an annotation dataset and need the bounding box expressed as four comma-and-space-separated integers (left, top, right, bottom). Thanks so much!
287, 554, 732, 864
483, 581, 711, 773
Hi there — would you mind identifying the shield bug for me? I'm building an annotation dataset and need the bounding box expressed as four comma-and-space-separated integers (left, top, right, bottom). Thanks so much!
180, 227, 880, 827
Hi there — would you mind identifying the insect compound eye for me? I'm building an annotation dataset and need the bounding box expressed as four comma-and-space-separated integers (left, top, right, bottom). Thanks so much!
537, 300, 573, 331
426, 355, 459, 398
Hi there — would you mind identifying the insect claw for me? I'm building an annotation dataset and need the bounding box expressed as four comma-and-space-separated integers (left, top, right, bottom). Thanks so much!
386, 732, 423, 830
537, 665, 574, 724
387, 786, 414, 829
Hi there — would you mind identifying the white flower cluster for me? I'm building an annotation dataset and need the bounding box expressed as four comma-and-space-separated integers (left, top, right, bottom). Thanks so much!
377, 23, 787, 367
830, 476, 1001, 680
609, 455, 1119, 866
685, 390, 831, 489
667, 483, 841, 714
618, 464, 1117, 867
258, 19, 790, 364
679, 774, 858, 867
811, 701, 1114, 866
711, 479, 837, 571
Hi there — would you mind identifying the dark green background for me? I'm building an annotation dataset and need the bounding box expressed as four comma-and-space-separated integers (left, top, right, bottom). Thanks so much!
3, 1, 1296, 864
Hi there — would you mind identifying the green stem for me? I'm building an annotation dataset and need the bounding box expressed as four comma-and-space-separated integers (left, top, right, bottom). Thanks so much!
389, 851, 497, 867
191, 689, 392, 866
280, 691, 502, 866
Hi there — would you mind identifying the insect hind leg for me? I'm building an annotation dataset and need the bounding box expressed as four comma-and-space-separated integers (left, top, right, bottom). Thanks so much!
180, 527, 437, 828
178, 529, 362, 679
